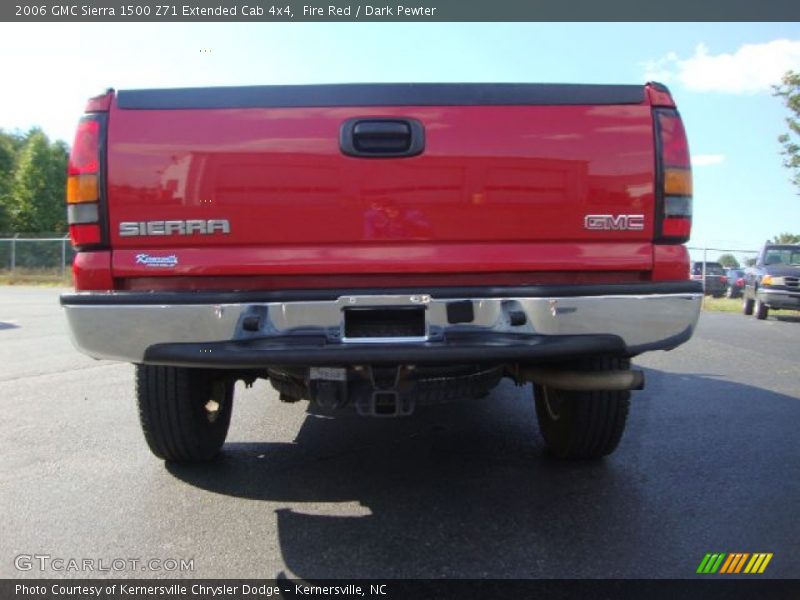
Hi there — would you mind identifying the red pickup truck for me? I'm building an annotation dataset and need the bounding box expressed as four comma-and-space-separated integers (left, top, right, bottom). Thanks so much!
61, 83, 701, 462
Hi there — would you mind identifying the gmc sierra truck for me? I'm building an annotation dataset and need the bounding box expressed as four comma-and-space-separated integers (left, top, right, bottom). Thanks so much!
61, 83, 702, 463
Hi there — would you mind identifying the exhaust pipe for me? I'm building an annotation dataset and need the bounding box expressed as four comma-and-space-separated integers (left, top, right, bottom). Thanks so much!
518, 367, 644, 391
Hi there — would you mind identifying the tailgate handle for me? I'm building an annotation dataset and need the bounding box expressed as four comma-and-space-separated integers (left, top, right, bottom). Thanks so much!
340, 118, 425, 158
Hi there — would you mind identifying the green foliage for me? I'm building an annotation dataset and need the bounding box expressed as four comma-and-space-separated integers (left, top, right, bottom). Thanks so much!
744, 257, 757, 267
0, 128, 68, 234
717, 253, 740, 268
770, 232, 800, 244
0, 133, 17, 233
774, 71, 800, 192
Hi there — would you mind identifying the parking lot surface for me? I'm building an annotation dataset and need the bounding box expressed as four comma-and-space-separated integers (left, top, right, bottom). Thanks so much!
1, 287, 799, 579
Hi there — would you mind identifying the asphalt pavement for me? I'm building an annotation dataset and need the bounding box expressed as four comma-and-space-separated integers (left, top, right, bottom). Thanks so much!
1, 286, 799, 579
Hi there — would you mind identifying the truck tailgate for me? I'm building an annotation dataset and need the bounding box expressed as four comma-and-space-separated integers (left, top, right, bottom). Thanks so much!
106, 84, 656, 278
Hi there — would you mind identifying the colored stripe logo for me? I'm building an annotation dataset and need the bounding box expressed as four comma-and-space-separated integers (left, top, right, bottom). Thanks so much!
697, 553, 773, 574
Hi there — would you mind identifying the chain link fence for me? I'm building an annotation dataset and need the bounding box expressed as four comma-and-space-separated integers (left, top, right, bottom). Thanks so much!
0, 234, 75, 281
0, 238, 764, 285
687, 246, 759, 269
687, 246, 760, 298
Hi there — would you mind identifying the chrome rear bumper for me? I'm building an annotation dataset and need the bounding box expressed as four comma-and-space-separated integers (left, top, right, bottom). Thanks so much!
61, 283, 702, 366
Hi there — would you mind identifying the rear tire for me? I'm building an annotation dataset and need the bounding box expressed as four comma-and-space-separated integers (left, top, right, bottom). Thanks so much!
534, 356, 630, 460
755, 298, 769, 320
743, 296, 754, 315
136, 365, 234, 462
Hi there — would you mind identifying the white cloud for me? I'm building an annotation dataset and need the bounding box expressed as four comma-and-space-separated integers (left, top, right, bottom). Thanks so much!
692, 154, 726, 167
641, 52, 680, 84
643, 39, 800, 94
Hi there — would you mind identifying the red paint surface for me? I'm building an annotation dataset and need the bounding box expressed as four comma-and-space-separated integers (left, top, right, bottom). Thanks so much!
73, 251, 113, 290
121, 271, 648, 291
112, 242, 653, 277
651, 244, 690, 282
105, 100, 658, 278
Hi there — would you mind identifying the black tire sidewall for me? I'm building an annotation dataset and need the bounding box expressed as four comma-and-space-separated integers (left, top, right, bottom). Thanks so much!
186, 373, 234, 460
136, 366, 235, 462
533, 356, 631, 460
755, 299, 769, 320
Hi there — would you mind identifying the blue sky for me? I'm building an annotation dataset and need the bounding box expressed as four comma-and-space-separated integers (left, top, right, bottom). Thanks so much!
1, 22, 799, 261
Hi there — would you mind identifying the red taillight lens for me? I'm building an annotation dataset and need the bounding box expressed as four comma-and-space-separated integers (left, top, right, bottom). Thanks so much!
720, 276, 728, 284
663, 217, 691, 238
69, 224, 102, 246
655, 108, 692, 243
68, 119, 100, 176
737, 277, 744, 287
657, 111, 691, 168
66, 116, 105, 249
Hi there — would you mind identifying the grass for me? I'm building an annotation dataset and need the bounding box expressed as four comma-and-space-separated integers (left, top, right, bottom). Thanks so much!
701, 296, 744, 313
0, 269, 72, 287
701, 295, 795, 317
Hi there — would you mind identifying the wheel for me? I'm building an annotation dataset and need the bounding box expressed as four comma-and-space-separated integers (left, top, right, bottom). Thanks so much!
136, 365, 234, 462
754, 298, 769, 320
743, 296, 754, 315
534, 356, 630, 460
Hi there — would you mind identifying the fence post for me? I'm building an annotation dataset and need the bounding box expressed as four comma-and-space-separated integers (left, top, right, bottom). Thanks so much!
61, 236, 67, 277
702, 248, 707, 295
10, 234, 17, 273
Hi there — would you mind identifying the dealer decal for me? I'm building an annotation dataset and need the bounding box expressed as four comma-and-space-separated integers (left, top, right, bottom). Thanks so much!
135, 254, 178, 268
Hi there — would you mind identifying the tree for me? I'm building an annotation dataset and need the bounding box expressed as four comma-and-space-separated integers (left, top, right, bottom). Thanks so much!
717, 253, 740, 268
774, 71, 800, 192
745, 257, 757, 267
0, 132, 18, 233
9, 129, 68, 233
770, 232, 800, 244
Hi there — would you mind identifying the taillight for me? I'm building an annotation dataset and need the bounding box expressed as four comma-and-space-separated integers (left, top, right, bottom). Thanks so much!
67, 115, 106, 250
736, 277, 744, 287
654, 108, 692, 243
720, 275, 728, 284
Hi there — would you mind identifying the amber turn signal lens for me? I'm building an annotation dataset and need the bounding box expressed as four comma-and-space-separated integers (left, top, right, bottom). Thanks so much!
664, 168, 692, 196
67, 174, 98, 204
